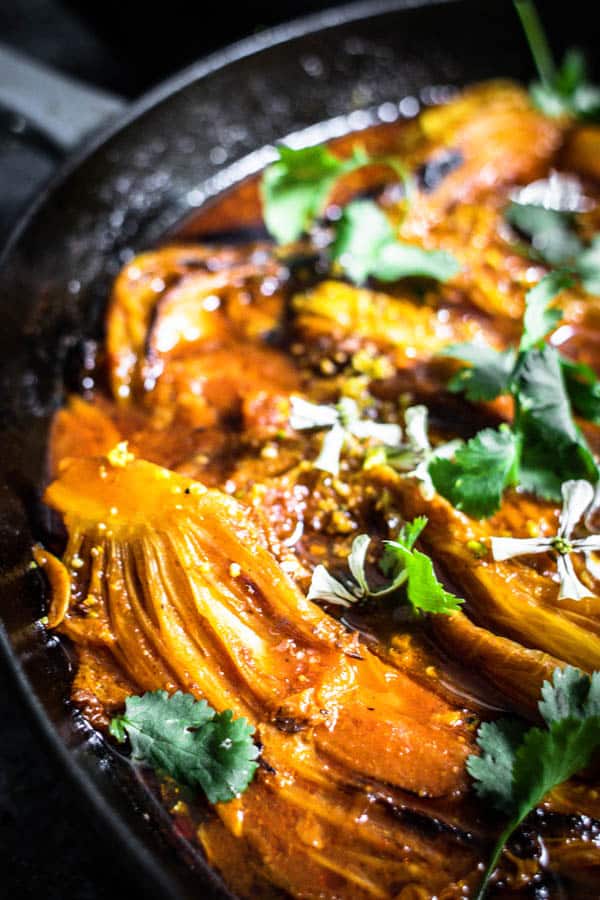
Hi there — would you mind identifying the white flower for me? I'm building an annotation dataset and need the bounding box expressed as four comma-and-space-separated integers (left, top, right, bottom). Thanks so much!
306, 534, 371, 607
289, 396, 402, 476
306, 564, 362, 607
510, 171, 594, 213
373, 405, 462, 499
491, 479, 600, 600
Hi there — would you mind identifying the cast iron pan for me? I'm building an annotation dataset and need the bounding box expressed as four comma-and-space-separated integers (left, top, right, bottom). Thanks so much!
1, 1, 599, 897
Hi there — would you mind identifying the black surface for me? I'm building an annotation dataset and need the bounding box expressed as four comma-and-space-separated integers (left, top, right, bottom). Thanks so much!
0, 4, 144, 894
0, 661, 135, 900
0, 2, 599, 899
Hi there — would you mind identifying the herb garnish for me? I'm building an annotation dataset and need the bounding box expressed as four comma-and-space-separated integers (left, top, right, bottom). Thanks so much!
261, 145, 460, 285
506, 202, 583, 268
261, 144, 368, 245
444, 344, 516, 403
289, 395, 402, 476
429, 426, 519, 519
491, 479, 600, 599
364, 404, 463, 500
331, 200, 459, 284
505, 199, 600, 292
468, 666, 600, 898
514, 0, 600, 120
110, 691, 259, 804
307, 516, 462, 615
433, 272, 599, 515
577, 236, 600, 296
561, 356, 600, 424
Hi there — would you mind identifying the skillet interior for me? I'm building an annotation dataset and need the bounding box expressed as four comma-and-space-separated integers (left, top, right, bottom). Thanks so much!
1, 1, 600, 897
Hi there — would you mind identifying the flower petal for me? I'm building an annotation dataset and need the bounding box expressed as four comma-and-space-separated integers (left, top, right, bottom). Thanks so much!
571, 536, 600, 552
336, 397, 360, 428
584, 480, 600, 531
351, 421, 402, 446
412, 460, 435, 500
289, 396, 338, 430
558, 479, 595, 539
404, 405, 430, 454
430, 439, 464, 461
306, 564, 361, 606
348, 534, 371, 596
557, 553, 593, 601
584, 550, 600, 582
510, 171, 594, 213
490, 536, 553, 561
313, 423, 346, 476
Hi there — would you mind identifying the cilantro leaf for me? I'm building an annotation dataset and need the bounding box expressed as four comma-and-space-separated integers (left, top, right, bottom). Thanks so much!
331, 200, 460, 285
397, 515, 428, 551
512, 714, 600, 817
515, 1, 600, 121
442, 342, 516, 402
467, 718, 527, 814
436, 263, 596, 514
261, 146, 460, 282
538, 665, 600, 722
505, 202, 582, 266
110, 691, 259, 804
468, 666, 600, 899
519, 270, 573, 351
379, 515, 427, 574
514, 345, 598, 500
381, 538, 463, 614
560, 357, 600, 424
428, 426, 519, 518
505, 204, 600, 296
529, 48, 600, 121
260, 144, 366, 244
577, 235, 600, 296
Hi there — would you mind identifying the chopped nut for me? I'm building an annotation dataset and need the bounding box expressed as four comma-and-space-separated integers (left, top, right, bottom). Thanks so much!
107, 441, 135, 468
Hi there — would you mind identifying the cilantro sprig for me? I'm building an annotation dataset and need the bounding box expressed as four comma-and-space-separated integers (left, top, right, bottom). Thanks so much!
514, 0, 600, 120
561, 356, 600, 424
261, 144, 368, 244
331, 200, 459, 284
110, 691, 259, 804
444, 344, 516, 403
428, 426, 519, 519
307, 516, 462, 615
468, 666, 600, 899
515, 342, 598, 498
261, 145, 460, 285
433, 272, 598, 515
505, 202, 583, 268
506, 201, 600, 293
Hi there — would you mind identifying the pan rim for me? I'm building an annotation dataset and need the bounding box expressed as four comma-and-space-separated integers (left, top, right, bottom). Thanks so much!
0, 0, 454, 270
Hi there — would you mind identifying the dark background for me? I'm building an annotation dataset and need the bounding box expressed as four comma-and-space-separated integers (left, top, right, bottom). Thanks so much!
0, 0, 596, 897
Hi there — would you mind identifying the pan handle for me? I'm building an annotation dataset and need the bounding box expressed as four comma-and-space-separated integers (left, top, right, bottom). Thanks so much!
0, 42, 125, 154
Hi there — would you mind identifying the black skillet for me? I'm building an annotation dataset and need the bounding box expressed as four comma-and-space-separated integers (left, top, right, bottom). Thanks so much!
1, 1, 599, 897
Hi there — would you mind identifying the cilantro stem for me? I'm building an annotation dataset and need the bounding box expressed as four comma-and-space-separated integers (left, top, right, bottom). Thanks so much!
514, 0, 557, 88
378, 156, 416, 207
369, 568, 409, 598
475, 817, 521, 900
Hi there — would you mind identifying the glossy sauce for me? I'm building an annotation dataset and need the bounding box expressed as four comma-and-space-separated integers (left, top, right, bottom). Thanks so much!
39, 82, 600, 898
